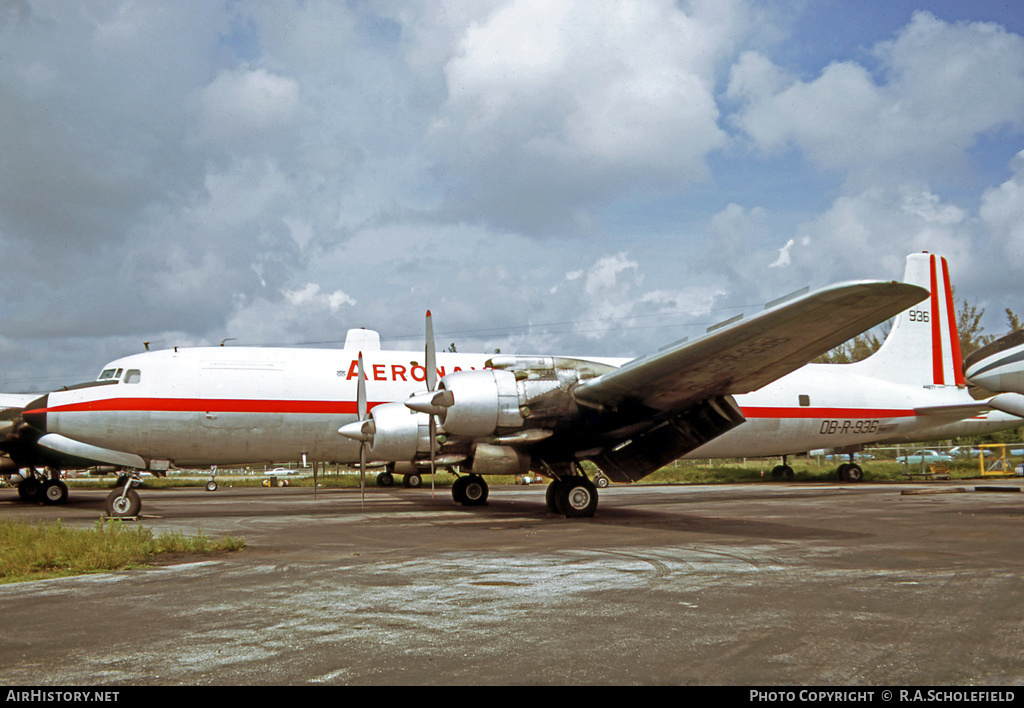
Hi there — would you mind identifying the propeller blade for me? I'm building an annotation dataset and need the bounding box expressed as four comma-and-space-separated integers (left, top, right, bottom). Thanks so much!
357, 351, 367, 422
425, 311, 437, 497
358, 352, 367, 510
359, 441, 366, 511
425, 310, 436, 393
429, 415, 436, 499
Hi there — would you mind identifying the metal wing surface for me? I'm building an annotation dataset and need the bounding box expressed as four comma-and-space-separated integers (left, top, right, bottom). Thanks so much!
575, 280, 928, 413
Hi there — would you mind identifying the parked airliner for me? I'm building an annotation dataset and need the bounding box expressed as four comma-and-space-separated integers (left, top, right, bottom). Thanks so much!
965, 329, 1024, 402
4, 253, 1018, 518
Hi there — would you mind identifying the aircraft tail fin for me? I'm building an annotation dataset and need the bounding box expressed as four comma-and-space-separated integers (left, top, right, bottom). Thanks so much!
848, 252, 965, 387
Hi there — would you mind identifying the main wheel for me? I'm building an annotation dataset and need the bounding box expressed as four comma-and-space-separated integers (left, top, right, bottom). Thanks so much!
403, 473, 422, 488
546, 479, 563, 513
376, 472, 394, 487
104, 487, 141, 518
555, 477, 598, 518
17, 477, 42, 502
42, 479, 68, 505
840, 463, 864, 482
462, 475, 488, 506
451, 475, 468, 504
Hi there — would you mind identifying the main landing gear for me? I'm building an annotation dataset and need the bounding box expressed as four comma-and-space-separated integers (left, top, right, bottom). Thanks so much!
375, 471, 426, 488
15, 469, 68, 505
771, 455, 795, 479
451, 474, 488, 506
837, 461, 864, 482
545, 469, 599, 518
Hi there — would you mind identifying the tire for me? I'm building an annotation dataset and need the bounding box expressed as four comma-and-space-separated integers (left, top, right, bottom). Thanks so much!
841, 464, 864, 482
42, 479, 68, 505
451, 475, 468, 504
461, 476, 488, 506
403, 473, 422, 488
376, 472, 394, 487
105, 487, 141, 518
206, 480, 218, 491
545, 479, 562, 513
555, 477, 598, 518
595, 474, 610, 488
17, 477, 42, 502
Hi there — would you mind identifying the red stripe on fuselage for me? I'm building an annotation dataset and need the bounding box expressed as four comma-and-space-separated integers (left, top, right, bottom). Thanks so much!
740, 406, 916, 419
28, 398, 372, 416
28, 399, 921, 421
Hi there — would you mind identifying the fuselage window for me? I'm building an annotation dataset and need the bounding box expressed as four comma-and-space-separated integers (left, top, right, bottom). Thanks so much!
124, 369, 142, 384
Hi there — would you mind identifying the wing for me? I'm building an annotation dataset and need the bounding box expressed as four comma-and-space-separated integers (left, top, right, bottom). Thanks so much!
575, 280, 928, 412
346, 279, 928, 489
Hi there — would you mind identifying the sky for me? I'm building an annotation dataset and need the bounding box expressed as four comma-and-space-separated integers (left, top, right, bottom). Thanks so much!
2, 0, 1024, 392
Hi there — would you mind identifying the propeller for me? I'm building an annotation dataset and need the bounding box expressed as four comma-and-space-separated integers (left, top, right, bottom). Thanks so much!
357, 351, 367, 510
425, 311, 437, 498
338, 352, 373, 510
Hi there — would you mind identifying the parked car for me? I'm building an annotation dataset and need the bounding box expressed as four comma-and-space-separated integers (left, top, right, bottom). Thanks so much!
896, 450, 953, 464
948, 446, 992, 457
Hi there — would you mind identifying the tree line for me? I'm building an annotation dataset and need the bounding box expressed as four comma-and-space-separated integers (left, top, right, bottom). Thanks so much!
815, 301, 1022, 364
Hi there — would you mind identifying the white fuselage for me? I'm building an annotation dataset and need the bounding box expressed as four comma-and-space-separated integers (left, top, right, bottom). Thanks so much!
32, 345, 1014, 470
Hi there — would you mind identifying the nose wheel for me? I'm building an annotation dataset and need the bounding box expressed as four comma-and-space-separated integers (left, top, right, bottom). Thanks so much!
104, 476, 143, 518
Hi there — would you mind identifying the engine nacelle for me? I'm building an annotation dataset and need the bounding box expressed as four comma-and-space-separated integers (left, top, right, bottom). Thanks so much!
437, 369, 524, 437
466, 443, 530, 476
366, 403, 433, 461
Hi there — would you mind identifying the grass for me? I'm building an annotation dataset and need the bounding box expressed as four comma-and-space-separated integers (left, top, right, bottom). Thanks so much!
0, 519, 245, 585
641, 458, 1018, 484
52, 454, 1019, 491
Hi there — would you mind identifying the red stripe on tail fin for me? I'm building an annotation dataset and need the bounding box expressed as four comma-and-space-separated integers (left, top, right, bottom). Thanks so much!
941, 257, 966, 386
929, 255, 944, 385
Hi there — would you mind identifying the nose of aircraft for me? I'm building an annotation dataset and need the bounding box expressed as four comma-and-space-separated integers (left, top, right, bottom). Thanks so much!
21, 394, 48, 432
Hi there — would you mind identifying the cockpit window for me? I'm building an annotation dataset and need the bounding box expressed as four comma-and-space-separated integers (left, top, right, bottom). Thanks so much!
97, 368, 127, 382
124, 369, 142, 384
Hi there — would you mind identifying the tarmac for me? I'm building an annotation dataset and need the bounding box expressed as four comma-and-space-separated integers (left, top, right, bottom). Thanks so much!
1, 479, 1023, 686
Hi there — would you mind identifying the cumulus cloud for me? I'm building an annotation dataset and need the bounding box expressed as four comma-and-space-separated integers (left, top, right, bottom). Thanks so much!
429, 0, 746, 232
1, 1, 1024, 392
981, 150, 1024, 270
727, 12, 1024, 183
193, 68, 303, 147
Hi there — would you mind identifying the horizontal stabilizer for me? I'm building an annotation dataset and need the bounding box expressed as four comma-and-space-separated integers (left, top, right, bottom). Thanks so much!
986, 393, 1024, 419
913, 403, 991, 417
